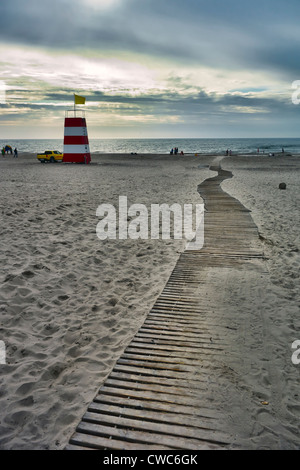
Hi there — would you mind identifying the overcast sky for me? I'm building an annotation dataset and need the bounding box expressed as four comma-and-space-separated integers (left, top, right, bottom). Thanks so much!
0, 0, 299, 139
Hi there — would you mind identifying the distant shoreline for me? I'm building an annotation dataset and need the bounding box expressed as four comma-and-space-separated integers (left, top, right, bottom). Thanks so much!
1, 137, 300, 156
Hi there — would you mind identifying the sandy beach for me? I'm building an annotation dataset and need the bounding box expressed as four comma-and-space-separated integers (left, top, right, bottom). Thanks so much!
0, 151, 299, 450
0, 152, 213, 449
220, 153, 300, 449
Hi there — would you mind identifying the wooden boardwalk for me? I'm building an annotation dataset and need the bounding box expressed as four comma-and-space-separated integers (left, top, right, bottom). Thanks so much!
66, 161, 266, 450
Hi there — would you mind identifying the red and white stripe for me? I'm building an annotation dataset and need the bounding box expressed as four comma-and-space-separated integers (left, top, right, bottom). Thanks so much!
63, 117, 91, 164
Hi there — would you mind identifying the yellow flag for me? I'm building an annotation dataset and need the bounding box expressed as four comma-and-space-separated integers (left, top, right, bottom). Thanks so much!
74, 94, 86, 105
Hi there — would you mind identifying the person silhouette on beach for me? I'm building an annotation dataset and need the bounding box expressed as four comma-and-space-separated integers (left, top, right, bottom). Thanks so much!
14, 148, 18, 158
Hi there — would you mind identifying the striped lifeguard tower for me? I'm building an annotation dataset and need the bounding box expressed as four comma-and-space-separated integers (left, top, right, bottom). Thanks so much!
63, 94, 91, 164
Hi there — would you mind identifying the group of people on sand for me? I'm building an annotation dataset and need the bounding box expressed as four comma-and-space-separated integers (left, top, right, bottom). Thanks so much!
2, 146, 18, 157
170, 147, 184, 155
225, 149, 232, 156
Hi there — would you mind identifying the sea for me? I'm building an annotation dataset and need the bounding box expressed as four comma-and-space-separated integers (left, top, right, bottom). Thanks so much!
2, 138, 300, 156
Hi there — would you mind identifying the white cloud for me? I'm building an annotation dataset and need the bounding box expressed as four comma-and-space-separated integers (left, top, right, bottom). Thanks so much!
0, 44, 165, 100
79, 0, 124, 10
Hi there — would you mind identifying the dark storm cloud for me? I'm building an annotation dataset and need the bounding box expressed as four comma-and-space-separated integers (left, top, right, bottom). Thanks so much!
8, 84, 292, 118
0, 0, 299, 77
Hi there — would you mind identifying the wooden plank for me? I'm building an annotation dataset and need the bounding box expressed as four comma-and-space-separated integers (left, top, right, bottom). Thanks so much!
143, 322, 212, 335
93, 392, 221, 419
76, 421, 221, 450
156, 294, 199, 306
126, 341, 223, 357
149, 310, 206, 318
138, 327, 214, 340
144, 318, 205, 327
112, 363, 214, 382
109, 370, 209, 389
129, 337, 224, 353
153, 301, 201, 308
152, 300, 202, 307
148, 312, 206, 321
140, 325, 221, 339
136, 327, 218, 345
123, 349, 203, 361
125, 345, 215, 360
146, 302, 200, 312
96, 386, 221, 415
87, 401, 217, 430
121, 350, 224, 365
98, 385, 214, 409
69, 431, 171, 450
116, 358, 196, 372
120, 352, 211, 367
82, 411, 230, 446
133, 334, 224, 350
145, 315, 209, 326
154, 295, 203, 300
104, 377, 207, 398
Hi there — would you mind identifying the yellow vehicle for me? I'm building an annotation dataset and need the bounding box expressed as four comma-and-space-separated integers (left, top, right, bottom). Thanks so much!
37, 150, 63, 163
